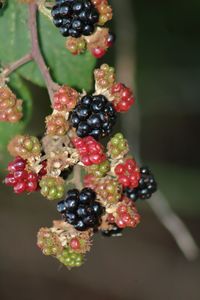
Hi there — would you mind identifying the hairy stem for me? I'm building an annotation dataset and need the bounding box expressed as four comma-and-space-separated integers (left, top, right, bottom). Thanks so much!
28, 3, 59, 103
1, 54, 33, 78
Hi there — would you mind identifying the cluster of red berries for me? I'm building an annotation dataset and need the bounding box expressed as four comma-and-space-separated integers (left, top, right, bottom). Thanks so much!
107, 197, 140, 229
0, 86, 23, 123
115, 158, 141, 188
73, 136, 106, 166
5, 157, 39, 194
110, 83, 135, 112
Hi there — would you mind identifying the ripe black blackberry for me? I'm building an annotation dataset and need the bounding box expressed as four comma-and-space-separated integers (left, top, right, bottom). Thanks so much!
101, 225, 123, 237
124, 167, 157, 201
70, 94, 117, 140
51, 0, 99, 38
57, 188, 104, 231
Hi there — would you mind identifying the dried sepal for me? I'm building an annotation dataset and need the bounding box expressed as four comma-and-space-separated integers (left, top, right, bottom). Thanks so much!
47, 148, 79, 176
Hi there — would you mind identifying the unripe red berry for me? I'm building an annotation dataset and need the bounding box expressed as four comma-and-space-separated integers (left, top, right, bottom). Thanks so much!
91, 47, 106, 58
73, 137, 106, 166
110, 83, 135, 112
14, 181, 27, 194
70, 238, 81, 251
26, 181, 38, 193
5, 174, 17, 186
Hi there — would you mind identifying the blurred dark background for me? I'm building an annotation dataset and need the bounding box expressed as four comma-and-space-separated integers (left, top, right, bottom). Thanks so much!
0, 1, 200, 300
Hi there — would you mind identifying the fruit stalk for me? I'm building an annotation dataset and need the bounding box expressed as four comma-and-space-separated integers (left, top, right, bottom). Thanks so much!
28, 3, 59, 103
1, 53, 33, 80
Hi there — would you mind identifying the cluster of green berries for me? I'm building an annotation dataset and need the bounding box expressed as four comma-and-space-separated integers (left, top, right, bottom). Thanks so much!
39, 176, 65, 201
87, 159, 110, 178
94, 64, 115, 90
57, 248, 84, 268
108, 133, 128, 159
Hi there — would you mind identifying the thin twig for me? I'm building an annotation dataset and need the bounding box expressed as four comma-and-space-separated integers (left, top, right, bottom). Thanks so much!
28, 3, 59, 103
69, 165, 83, 190
113, 0, 199, 260
151, 191, 199, 260
1, 53, 33, 78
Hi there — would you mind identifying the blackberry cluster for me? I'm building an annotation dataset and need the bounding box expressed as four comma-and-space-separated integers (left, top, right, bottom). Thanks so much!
124, 167, 157, 201
57, 188, 104, 231
101, 225, 123, 237
70, 94, 116, 140
51, 0, 99, 38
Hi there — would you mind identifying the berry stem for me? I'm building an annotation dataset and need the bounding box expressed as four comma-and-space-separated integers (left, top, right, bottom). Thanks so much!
68, 165, 83, 190
1, 53, 33, 79
28, 3, 59, 103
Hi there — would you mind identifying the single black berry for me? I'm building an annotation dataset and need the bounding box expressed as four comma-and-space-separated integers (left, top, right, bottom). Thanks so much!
57, 188, 104, 231
51, 0, 99, 38
70, 94, 117, 140
124, 167, 157, 201
101, 225, 123, 237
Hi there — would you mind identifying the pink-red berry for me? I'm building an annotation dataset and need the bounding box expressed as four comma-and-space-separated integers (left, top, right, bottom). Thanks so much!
53, 85, 79, 112
110, 83, 135, 112
70, 238, 81, 251
91, 47, 106, 58
73, 136, 106, 166
5, 157, 39, 194
115, 158, 141, 188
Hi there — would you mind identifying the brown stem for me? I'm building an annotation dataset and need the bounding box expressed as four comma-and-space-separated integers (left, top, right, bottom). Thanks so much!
28, 3, 59, 103
1, 53, 33, 78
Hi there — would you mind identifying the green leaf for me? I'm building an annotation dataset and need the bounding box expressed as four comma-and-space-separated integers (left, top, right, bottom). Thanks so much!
0, 74, 32, 171
0, 0, 96, 91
